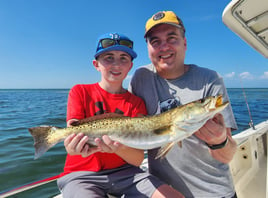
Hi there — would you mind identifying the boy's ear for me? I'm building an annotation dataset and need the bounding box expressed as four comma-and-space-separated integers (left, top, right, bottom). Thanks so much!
129, 62, 133, 71
92, 60, 100, 71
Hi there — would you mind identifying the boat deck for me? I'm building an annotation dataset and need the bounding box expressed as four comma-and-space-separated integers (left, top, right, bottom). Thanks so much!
237, 156, 267, 198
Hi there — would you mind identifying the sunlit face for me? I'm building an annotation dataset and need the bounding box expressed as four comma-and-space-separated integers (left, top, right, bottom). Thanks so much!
146, 24, 187, 79
93, 51, 133, 84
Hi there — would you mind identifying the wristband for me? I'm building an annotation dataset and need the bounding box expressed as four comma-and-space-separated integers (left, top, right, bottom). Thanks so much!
206, 137, 228, 150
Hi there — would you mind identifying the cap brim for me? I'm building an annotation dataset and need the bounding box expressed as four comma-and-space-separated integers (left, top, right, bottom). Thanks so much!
94, 45, 137, 59
144, 23, 181, 38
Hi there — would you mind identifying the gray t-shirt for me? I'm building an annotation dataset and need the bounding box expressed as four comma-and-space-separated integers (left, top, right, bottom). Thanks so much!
129, 64, 237, 198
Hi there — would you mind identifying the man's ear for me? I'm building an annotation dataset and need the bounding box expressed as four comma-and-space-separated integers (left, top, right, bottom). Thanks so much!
184, 37, 187, 51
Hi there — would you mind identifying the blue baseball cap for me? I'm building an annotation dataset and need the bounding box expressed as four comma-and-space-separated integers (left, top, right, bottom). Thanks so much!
94, 32, 137, 60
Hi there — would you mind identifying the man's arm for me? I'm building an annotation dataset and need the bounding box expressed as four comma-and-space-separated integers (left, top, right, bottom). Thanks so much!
209, 128, 237, 164
194, 113, 237, 164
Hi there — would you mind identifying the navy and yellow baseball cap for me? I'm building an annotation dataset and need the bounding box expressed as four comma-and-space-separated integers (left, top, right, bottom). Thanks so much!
94, 32, 137, 60
144, 11, 185, 37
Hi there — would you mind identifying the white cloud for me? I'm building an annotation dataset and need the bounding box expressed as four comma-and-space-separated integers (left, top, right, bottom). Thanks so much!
225, 72, 235, 78
239, 72, 254, 80
260, 71, 268, 79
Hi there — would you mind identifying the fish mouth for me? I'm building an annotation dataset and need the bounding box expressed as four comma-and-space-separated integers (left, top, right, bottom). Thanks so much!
213, 95, 229, 111
215, 95, 223, 107
204, 95, 225, 111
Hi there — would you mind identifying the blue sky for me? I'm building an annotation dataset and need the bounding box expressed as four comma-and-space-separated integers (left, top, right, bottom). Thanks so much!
0, 0, 267, 89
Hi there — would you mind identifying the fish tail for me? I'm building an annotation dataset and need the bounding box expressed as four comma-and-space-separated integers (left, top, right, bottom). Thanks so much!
28, 126, 59, 159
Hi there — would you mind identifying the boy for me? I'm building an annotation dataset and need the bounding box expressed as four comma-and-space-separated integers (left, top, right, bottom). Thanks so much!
57, 32, 184, 198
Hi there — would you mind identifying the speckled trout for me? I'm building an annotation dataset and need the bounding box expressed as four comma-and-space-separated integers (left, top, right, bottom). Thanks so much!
29, 95, 229, 159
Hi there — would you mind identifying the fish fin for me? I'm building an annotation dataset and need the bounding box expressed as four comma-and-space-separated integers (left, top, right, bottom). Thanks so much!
28, 126, 60, 159
76, 113, 127, 125
155, 142, 175, 159
153, 125, 172, 135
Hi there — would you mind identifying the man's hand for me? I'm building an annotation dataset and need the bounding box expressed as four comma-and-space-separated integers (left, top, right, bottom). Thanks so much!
194, 113, 227, 145
194, 113, 237, 163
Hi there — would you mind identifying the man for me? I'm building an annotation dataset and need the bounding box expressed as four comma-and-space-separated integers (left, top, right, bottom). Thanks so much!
129, 11, 237, 197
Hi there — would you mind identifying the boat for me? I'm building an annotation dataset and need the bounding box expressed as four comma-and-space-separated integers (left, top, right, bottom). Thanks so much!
222, 0, 268, 197
0, 0, 267, 197
222, 0, 268, 58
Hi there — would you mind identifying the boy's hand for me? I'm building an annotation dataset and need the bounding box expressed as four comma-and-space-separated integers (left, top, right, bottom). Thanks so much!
95, 135, 123, 153
64, 133, 101, 157
65, 119, 123, 157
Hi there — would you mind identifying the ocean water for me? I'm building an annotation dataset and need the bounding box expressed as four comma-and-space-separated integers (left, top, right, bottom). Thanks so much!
0, 88, 268, 197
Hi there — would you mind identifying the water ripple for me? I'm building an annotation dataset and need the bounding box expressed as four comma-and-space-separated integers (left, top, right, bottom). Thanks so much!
0, 88, 267, 197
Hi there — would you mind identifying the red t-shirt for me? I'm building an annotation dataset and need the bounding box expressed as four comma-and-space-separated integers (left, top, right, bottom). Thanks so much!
61, 83, 147, 176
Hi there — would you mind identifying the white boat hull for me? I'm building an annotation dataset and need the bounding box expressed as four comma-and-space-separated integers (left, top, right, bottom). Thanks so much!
230, 121, 268, 198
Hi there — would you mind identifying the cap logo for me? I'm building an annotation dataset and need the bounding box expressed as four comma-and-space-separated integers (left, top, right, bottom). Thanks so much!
153, 12, 165, 21
109, 33, 120, 39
